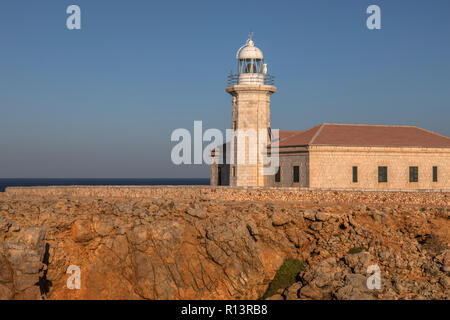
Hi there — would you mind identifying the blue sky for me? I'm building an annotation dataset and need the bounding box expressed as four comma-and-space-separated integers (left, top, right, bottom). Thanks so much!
0, 0, 449, 178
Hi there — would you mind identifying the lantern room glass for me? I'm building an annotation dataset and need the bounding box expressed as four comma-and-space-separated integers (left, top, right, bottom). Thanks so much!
238, 58, 263, 74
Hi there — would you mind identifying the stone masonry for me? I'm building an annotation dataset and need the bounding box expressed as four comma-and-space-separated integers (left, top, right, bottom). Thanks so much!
225, 84, 276, 187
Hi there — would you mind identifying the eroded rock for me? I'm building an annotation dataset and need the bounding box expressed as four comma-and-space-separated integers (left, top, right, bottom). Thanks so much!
0, 188, 448, 300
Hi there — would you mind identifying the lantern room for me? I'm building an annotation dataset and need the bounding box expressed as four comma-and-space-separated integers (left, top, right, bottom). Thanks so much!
237, 39, 265, 74
228, 35, 274, 86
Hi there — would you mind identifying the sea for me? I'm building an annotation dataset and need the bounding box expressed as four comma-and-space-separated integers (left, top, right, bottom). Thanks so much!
0, 178, 210, 192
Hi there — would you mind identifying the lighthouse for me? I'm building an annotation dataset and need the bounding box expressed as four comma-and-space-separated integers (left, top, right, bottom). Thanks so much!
226, 35, 277, 187
210, 36, 450, 191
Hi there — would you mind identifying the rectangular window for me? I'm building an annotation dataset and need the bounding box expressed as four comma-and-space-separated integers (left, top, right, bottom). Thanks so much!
433, 166, 438, 182
275, 166, 281, 183
352, 166, 358, 183
232, 121, 237, 130
232, 166, 236, 177
293, 166, 300, 183
378, 166, 387, 183
409, 166, 418, 182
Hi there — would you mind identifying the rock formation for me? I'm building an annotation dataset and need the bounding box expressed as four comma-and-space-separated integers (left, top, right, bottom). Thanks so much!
0, 187, 448, 300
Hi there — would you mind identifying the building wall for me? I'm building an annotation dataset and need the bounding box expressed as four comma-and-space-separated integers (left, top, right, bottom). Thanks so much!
210, 164, 231, 186
265, 148, 309, 187
210, 145, 230, 186
210, 162, 218, 186
308, 146, 450, 189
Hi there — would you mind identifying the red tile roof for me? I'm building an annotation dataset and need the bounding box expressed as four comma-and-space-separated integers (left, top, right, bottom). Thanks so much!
277, 123, 450, 148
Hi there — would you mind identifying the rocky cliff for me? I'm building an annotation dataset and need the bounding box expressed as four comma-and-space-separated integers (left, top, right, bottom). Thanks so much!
0, 187, 448, 300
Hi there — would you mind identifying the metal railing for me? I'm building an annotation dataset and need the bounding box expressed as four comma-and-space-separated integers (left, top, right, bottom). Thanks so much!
227, 74, 275, 86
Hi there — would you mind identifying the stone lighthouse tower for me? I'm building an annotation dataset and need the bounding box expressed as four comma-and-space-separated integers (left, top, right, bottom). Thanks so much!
226, 35, 277, 187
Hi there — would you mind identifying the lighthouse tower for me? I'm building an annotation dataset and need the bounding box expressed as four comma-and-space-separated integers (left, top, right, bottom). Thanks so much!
226, 35, 277, 187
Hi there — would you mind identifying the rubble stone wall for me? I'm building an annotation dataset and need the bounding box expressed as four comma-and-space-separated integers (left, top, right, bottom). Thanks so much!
3, 186, 449, 207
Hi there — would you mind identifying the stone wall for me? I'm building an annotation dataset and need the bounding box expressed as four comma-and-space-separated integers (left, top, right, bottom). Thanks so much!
3, 186, 449, 207
226, 84, 276, 187
266, 152, 309, 188
210, 144, 230, 186
309, 145, 450, 190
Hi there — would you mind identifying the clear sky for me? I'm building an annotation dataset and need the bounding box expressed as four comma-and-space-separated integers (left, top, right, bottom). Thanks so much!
1, 0, 449, 178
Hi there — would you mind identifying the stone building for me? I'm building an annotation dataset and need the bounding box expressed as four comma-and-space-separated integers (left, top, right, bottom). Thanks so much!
210, 37, 450, 190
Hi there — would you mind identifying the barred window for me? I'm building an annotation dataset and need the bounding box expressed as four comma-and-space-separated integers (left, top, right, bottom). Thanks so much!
433, 166, 438, 182
275, 166, 281, 183
352, 166, 358, 183
293, 166, 300, 183
378, 166, 387, 183
409, 166, 418, 182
